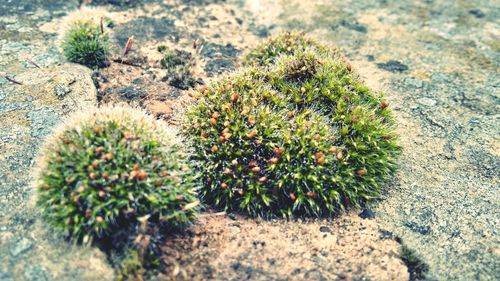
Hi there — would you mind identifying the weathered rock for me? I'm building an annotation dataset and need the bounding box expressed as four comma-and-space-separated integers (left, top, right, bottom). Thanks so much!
0, 63, 112, 281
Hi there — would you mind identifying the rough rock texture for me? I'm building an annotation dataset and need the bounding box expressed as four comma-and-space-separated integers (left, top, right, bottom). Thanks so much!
0, 63, 113, 281
0, 0, 498, 280
161, 212, 409, 281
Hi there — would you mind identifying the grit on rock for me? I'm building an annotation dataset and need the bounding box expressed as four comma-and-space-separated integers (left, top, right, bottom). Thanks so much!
0, 0, 498, 280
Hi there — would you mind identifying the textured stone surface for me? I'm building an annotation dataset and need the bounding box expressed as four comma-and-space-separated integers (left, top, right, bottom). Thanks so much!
0, 0, 498, 280
0, 61, 111, 280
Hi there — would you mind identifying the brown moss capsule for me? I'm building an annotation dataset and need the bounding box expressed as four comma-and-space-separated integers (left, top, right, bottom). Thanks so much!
306, 191, 317, 198
328, 147, 337, 153
336, 151, 343, 161
246, 130, 257, 139
223, 168, 232, 175
351, 115, 358, 123
274, 147, 285, 156
207, 178, 212, 184
289, 192, 296, 201
287, 111, 295, 119
219, 136, 226, 143
93, 126, 103, 134
248, 160, 257, 167
211, 145, 218, 153
130, 170, 139, 179
254, 140, 262, 145
231, 159, 238, 166
212, 112, 220, 119
314, 134, 321, 141
346, 63, 352, 72
201, 131, 207, 139
268, 157, 279, 164
137, 171, 148, 181
258, 176, 267, 183
210, 118, 217, 126
95, 146, 104, 154
247, 116, 256, 126
356, 169, 367, 176
133, 164, 140, 171
315, 152, 325, 164
41, 183, 50, 190
85, 209, 92, 218
231, 93, 240, 102
221, 183, 228, 190
251, 166, 261, 173
380, 100, 389, 109
98, 190, 106, 198
89, 173, 97, 180
103, 153, 113, 161
95, 216, 104, 223
251, 98, 258, 107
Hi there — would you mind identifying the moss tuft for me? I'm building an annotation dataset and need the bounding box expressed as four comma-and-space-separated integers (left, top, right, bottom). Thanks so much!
34, 106, 199, 244
160, 49, 196, 89
400, 244, 430, 280
241, 31, 338, 67
61, 20, 109, 69
186, 33, 400, 217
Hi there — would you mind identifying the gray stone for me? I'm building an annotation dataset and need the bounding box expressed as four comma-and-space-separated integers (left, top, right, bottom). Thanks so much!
416, 97, 437, 107
53, 83, 71, 98
0, 271, 15, 281
10, 237, 33, 257
23, 265, 47, 281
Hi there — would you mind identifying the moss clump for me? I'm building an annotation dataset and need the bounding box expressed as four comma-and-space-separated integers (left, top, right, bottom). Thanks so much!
241, 31, 337, 67
160, 49, 191, 69
160, 49, 196, 90
35, 106, 199, 243
186, 34, 400, 217
400, 245, 430, 280
61, 20, 109, 69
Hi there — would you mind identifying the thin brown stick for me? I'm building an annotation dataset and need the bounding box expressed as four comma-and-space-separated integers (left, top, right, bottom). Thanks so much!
100, 16, 104, 34
27, 59, 41, 69
5, 76, 22, 85
111, 58, 141, 67
123, 36, 134, 56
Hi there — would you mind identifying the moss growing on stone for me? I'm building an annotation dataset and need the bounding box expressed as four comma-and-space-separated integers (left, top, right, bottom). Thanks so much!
160, 49, 196, 89
186, 34, 400, 217
61, 20, 109, 69
34, 106, 199, 244
241, 31, 337, 67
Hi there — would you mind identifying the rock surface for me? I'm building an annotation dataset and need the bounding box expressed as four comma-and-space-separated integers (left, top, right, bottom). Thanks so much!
0, 0, 498, 280
0, 63, 113, 280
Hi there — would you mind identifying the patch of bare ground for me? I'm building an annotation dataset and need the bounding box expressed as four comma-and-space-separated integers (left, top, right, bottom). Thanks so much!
160, 212, 409, 281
